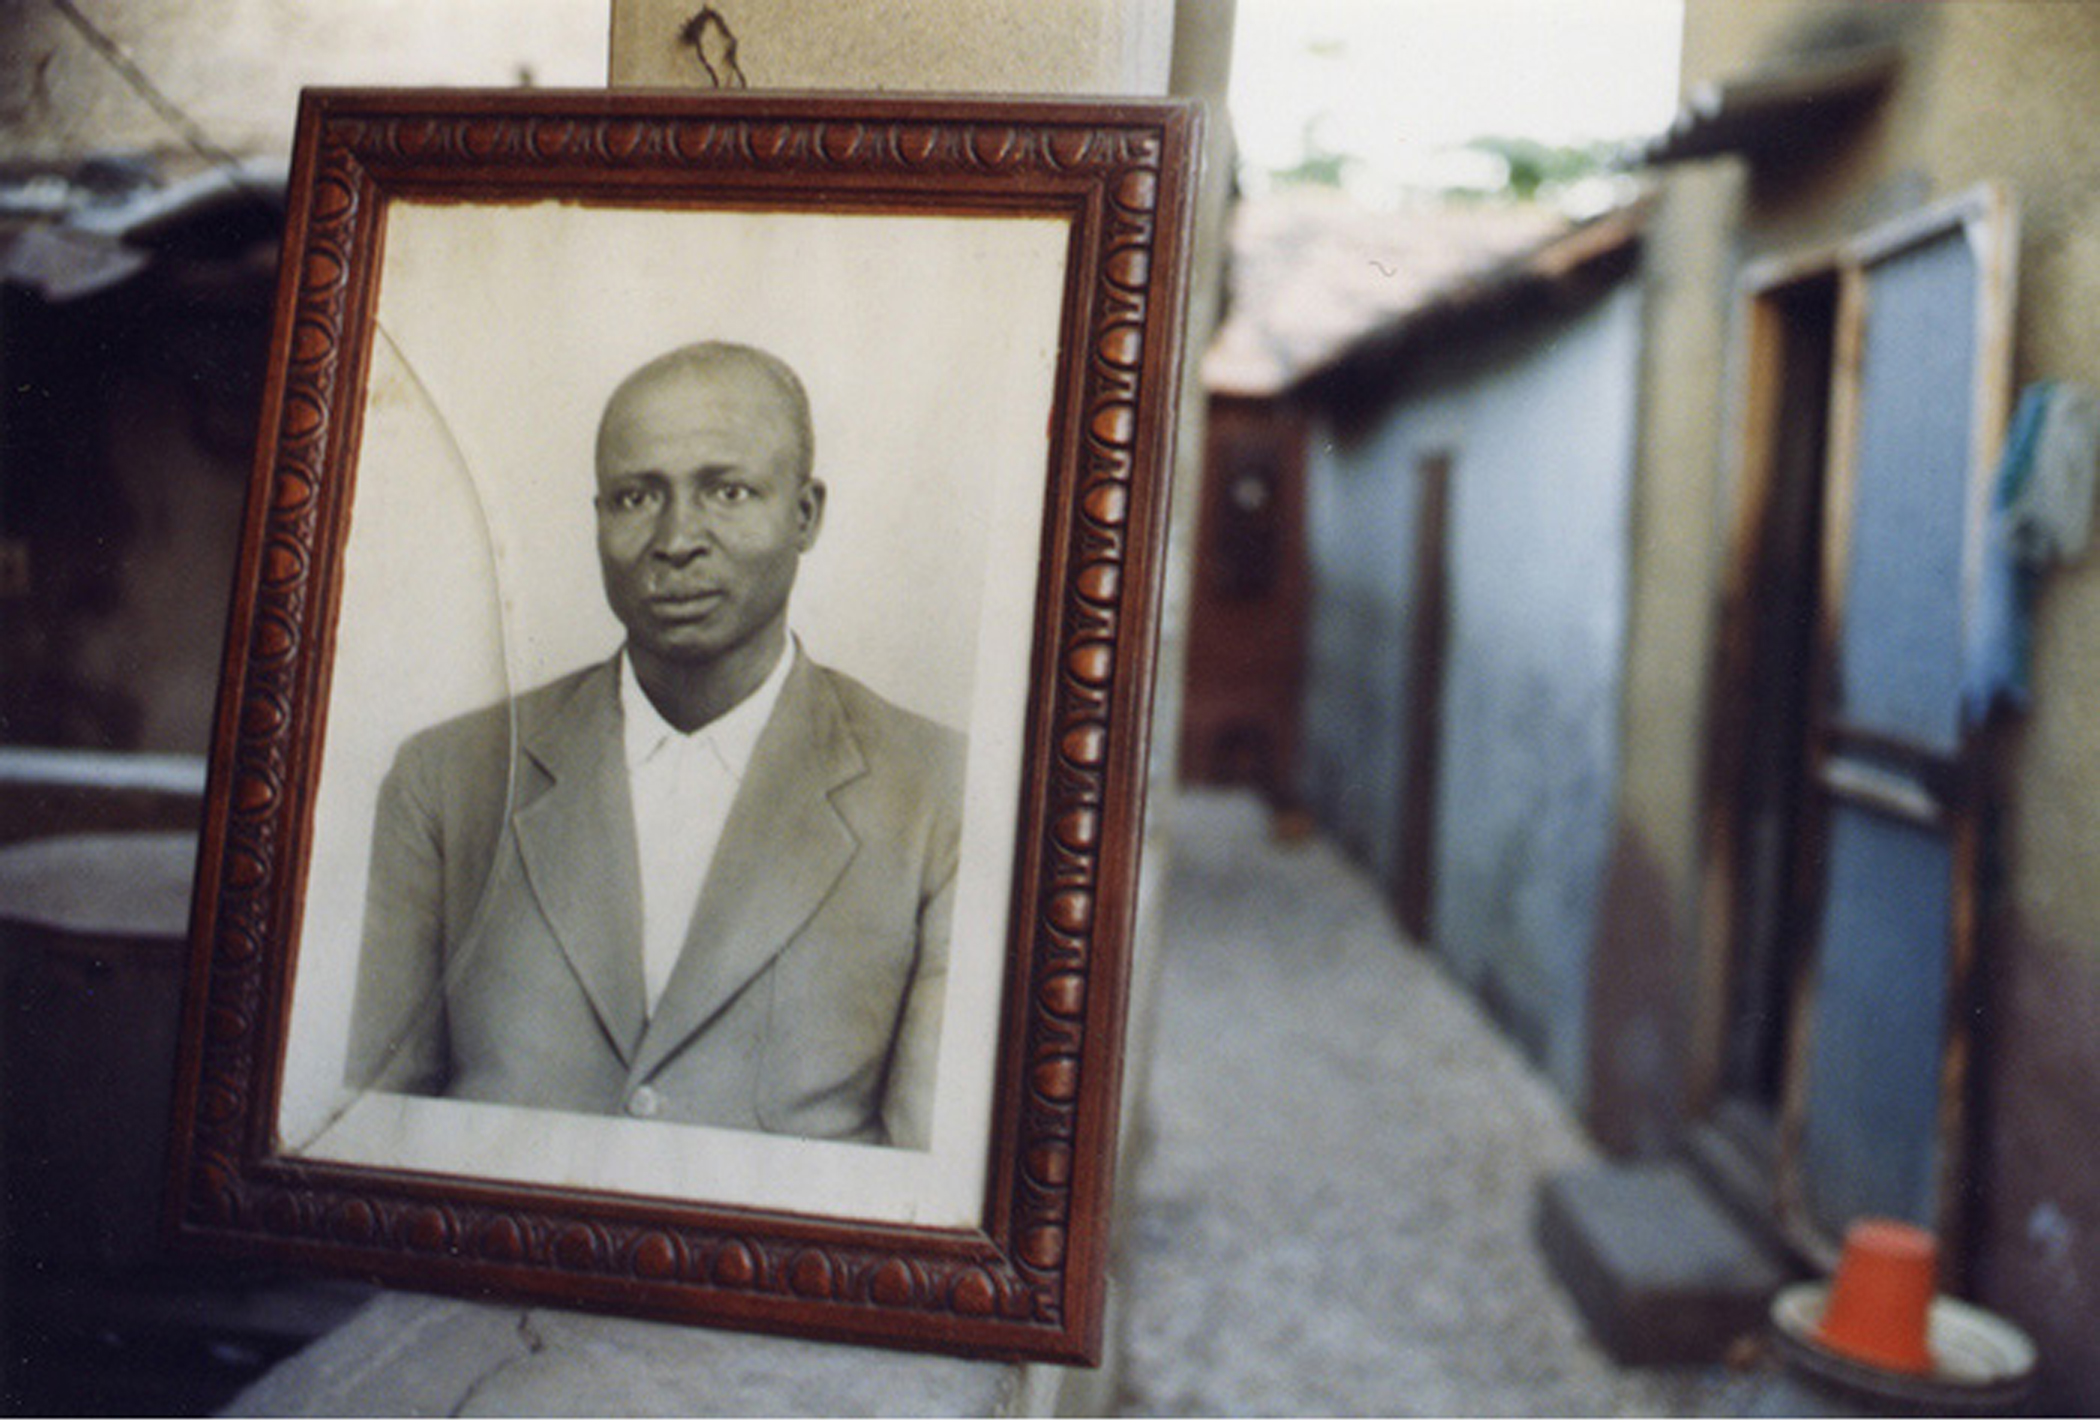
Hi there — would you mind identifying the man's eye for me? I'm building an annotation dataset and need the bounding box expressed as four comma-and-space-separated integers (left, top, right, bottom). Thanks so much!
605, 487, 660, 513
710, 482, 754, 504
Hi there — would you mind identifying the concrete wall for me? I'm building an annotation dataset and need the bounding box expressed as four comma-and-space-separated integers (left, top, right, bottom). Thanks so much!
1584, 155, 1743, 1157
1301, 281, 1642, 1103
1607, 1, 2100, 1407
2, 2, 612, 759
1, 0, 607, 162
610, 0, 1173, 95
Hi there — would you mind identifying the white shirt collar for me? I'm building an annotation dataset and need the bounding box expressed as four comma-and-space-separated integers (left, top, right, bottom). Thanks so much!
619, 637, 794, 775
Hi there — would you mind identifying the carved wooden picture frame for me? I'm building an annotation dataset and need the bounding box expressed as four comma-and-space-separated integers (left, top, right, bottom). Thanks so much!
166, 88, 1198, 1365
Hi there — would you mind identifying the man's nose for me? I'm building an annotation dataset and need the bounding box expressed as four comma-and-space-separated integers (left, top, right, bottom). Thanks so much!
651, 486, 713, 559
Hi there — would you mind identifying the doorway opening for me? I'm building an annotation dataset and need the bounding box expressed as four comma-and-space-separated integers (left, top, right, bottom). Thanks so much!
1392, 449, 1452, 945
1708, 272, 1839, 1140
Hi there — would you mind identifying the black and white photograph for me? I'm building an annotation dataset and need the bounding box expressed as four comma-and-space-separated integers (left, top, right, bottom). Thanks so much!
274, 197, 1071, 1226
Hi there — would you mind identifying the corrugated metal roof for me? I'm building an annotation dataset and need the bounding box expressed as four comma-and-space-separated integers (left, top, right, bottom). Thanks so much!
1202, 192, 1568, 399
1301, 198, 1650, 418
1203, 190, 1650, 402
1, 156, 283, 301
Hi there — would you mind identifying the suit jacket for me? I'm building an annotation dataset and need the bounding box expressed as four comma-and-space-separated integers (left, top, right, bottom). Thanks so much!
345, 649, 963, 1149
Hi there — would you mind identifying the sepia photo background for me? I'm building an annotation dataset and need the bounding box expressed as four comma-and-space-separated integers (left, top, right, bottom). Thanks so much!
274, 199, 1072, 1226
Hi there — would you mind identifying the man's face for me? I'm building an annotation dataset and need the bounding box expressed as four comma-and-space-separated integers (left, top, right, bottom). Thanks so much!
593, 361, 824, 680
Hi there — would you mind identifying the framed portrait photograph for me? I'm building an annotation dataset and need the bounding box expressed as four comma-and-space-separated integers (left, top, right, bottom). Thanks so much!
166, 88, 1199, 1364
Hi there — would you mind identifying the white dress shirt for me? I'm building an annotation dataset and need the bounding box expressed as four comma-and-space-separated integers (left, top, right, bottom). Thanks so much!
619, 642, 793, 1014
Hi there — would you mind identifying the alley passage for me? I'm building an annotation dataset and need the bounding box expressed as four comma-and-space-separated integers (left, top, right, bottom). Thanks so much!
1115, 791, 1766, 1415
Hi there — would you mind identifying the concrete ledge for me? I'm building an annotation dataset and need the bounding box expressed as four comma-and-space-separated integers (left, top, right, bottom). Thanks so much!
222, 1290, 1096, 1417
0, 748, 206, 843
1536, 1161, 1787, 1366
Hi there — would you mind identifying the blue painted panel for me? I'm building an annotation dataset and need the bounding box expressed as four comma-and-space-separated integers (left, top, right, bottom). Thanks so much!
1799, 804, 1954, 1235
1299, 424, 1420, 873
1298, 284, 1639, 1101
1428, 285, 1639, 1096
1838, 231, 1979, 752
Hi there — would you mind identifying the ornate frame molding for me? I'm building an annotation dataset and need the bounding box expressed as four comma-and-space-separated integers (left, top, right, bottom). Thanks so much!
167, 89, 1199, 1365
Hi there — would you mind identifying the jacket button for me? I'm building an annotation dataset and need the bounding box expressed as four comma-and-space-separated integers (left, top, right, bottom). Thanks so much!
627, 1085, 662, 1119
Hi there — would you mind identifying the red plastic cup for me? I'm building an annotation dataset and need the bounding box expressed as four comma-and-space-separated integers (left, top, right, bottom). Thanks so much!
1814, 1217, 1939, 1375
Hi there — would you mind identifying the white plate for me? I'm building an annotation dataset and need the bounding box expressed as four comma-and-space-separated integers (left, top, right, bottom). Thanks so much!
1770, 1282, 2038, 1410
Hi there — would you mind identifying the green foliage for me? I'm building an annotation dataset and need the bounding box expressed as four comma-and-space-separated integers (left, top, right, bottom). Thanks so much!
1268, 115, 1353, 191
1461, 136, 1620, 200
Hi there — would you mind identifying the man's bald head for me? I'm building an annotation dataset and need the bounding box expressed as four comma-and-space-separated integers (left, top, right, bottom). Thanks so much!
595, 341, 815, 487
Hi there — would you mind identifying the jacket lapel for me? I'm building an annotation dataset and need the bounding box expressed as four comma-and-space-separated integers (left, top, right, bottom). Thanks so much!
511, 659, 649, 1065
630, 652, 862, 1086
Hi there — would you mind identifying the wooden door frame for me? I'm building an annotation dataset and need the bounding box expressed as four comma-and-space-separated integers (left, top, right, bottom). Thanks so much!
1691, 186, 2017, 1271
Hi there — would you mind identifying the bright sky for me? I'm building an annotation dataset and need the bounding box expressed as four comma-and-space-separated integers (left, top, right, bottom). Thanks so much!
1229, 0, 1686, 200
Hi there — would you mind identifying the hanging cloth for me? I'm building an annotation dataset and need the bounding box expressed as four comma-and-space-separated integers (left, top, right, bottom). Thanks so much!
1961, 381, 2100, 722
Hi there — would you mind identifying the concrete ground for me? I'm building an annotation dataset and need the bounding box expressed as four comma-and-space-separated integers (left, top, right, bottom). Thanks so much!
1111, 790, 1812, 1416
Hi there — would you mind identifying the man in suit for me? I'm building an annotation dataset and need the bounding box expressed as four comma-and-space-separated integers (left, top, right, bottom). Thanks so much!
346, 341, 962, 1150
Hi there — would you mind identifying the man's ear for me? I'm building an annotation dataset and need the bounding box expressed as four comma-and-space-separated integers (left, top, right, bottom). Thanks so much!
797, 479, 827, 549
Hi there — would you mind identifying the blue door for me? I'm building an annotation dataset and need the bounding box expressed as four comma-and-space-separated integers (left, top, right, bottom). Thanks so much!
1781, 186, 2017, 1267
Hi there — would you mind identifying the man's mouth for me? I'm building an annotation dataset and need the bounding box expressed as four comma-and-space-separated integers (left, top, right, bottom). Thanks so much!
645, 588, 725, 617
